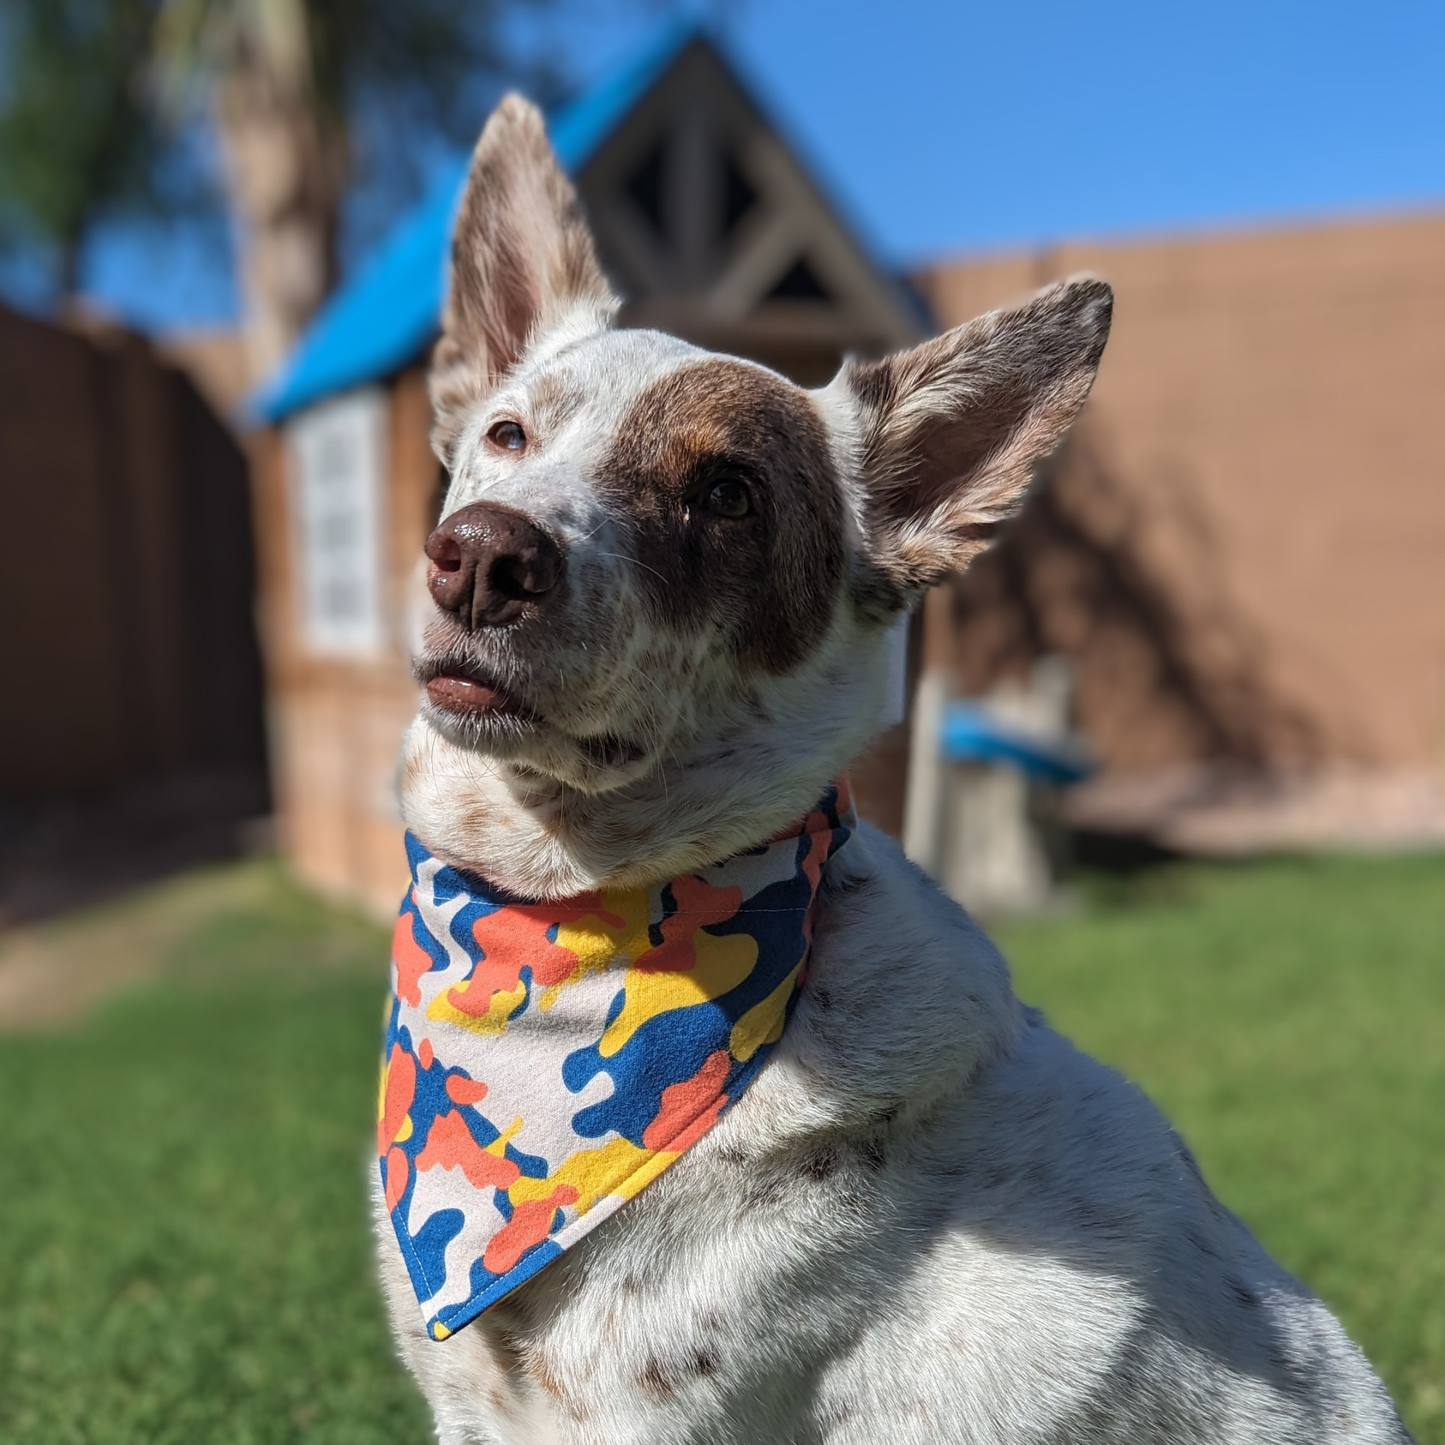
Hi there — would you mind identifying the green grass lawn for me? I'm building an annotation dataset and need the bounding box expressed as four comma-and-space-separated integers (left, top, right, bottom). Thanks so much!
0, 865, 430, 1445
0, 850, 1441, 1442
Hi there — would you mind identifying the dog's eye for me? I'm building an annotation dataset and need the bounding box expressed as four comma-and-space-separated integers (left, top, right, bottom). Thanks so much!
488, 420, 526, 452
703, 479, 751, 519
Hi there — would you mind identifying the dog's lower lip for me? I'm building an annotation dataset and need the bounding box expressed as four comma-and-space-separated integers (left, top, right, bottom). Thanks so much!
426, 673, 522, 717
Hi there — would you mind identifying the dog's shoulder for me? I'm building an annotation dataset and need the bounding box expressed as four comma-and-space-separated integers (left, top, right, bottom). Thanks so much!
742, 829, 1408, 1442
734, 819, 1023, 1140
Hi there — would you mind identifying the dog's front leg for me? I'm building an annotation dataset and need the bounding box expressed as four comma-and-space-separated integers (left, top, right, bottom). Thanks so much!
372, 1177, 563, 1445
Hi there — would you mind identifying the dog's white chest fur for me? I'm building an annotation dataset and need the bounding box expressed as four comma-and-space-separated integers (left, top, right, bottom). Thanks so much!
375, 825, 1405, 1445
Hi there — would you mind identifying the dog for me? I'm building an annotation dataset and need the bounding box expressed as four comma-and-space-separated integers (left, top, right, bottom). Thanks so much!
373, 94, 1411, 1444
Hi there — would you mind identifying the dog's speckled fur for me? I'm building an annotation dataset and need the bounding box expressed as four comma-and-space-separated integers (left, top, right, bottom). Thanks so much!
378, 95, 1411, 1443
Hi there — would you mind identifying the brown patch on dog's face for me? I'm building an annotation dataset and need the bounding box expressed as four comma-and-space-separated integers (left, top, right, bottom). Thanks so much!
596, 358, 845, 674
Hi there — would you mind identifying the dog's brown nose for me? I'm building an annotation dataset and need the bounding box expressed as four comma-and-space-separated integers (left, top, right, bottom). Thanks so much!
425, 502, 563, 629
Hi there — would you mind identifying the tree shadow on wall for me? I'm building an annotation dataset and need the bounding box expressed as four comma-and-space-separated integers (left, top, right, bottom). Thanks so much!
950, 421, 1341, 776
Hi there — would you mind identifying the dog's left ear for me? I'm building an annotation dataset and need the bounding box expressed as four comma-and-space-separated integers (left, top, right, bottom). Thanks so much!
840, 277, 1111, 591
430, 94, 617, 466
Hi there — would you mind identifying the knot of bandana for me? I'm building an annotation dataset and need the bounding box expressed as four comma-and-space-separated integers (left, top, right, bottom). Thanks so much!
379, 779, 856, 1340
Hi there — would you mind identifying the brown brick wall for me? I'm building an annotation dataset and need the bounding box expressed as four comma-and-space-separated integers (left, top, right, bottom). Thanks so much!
915, 212, 1445, 773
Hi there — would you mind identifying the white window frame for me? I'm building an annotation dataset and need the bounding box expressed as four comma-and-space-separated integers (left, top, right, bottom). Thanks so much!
283, 387, 389, 658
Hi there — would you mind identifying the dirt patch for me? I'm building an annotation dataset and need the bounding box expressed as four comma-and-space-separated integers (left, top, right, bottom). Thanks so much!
0, 862, 276, 1030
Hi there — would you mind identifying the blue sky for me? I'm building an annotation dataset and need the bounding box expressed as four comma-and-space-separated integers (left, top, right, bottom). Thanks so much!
712, 0, 1445, 256
29, 0, 1445, 332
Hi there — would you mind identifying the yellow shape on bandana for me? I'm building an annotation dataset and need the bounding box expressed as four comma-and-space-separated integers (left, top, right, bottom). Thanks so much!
507, 1135, 662, 1214
730, 961, 801, 1063
487, 1117, 524, 1157
541, 889, 651, 1011
426, 978, 527, 1036
598, 928, 758, 1058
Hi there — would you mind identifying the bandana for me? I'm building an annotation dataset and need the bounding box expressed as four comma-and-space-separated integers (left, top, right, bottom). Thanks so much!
378, 779, 855, 1341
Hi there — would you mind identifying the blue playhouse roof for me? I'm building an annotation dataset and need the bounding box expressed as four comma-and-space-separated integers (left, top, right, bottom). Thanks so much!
255, 25, 693, 422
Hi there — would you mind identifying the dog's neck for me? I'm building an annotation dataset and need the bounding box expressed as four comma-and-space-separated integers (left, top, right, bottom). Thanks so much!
400, 716, 858, 900
401, 611, 893, 900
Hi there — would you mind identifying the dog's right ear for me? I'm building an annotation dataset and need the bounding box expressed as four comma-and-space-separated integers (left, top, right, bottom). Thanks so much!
429, 94, 616, 467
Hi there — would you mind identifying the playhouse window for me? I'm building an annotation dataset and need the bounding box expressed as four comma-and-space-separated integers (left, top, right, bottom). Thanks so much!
284, 387, 388, 658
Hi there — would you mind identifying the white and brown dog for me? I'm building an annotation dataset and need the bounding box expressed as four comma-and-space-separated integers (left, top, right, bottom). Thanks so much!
375, 95, 1410, 1444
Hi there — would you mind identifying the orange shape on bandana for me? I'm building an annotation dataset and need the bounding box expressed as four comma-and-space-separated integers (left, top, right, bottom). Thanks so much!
643, 1048, 732, 1150
393, 906, 436, 1007
378, 1043, 416, 1154
384, 1147, 409, 1211
416, 1110, 523, 1190
636, 876, 743, 974
446, 1074, 489, 1106
484, 1184, 581, 1275
470, 895, 627, 991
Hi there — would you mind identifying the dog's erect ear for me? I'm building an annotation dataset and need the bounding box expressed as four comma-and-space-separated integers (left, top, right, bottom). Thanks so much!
841, 277, 1111, 592
429, 94, 616, 466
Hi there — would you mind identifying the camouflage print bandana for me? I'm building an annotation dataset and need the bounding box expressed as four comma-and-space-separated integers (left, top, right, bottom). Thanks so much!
378, 779, 856, 1341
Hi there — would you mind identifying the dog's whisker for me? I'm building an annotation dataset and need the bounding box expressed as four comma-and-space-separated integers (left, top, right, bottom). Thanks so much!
595, 551, 669, 585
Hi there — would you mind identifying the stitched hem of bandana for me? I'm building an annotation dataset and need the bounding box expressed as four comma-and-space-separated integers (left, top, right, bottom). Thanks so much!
391, 1032, 781, 1341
